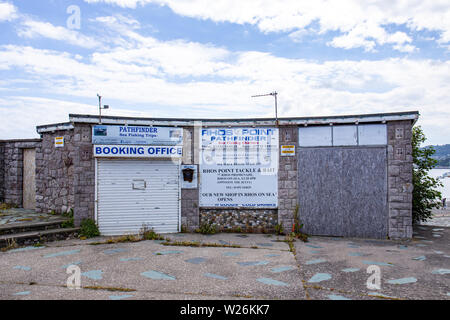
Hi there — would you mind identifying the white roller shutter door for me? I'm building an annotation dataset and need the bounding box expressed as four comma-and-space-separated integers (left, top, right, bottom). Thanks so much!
97, 159, 180, 235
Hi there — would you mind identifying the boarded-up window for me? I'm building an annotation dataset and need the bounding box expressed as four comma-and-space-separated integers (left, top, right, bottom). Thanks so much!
299, 126, 332, 147
299, 124, 387, 147
333, 125, 357, 146
358, 124, 387, 145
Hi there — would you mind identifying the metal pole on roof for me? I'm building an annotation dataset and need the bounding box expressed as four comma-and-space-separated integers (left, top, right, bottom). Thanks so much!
251, 91, 278, 125
97, 94, 109, 124
97, 94, 102, 124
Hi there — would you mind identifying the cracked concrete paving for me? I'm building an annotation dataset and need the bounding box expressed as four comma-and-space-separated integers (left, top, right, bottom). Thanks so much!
0, 226, 448, 300
0, 234, 304, 300
294, 225, 449, 300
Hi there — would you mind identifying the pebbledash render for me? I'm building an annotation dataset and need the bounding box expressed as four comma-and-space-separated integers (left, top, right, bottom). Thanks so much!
2, 111, 418, 239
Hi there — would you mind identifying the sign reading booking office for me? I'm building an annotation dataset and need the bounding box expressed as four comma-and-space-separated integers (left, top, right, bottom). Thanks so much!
94, 145, 182, 158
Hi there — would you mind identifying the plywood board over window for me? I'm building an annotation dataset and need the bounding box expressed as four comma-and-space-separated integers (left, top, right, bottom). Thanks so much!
22, 148, 36, 209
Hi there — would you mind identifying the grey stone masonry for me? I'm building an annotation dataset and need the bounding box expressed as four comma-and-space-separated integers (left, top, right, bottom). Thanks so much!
35, 124, 95, 227
180, 127, 199, 231
0, 143, 4, 202
0, 139, 41, 206
200, 209, 277, 232
72, 124, 95, 226
278, 126, 299, 233
387, 120, 414, 239
35, 130, 74, 215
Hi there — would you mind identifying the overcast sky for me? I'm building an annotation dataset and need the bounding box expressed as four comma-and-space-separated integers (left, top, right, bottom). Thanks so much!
0, 0, 449, 145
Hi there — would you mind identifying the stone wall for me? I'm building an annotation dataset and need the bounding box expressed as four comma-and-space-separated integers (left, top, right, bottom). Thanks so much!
35, 130, 74, 214
36, 124, 95, 226
29, 119, 414, 238
180, 127, 200, 231
72, 124, 95, 226
0, 142, 4, 202
200, 208, 277, 232
277, 126, 299, 232
387, 120, 414, 239
0, 139, 41, 206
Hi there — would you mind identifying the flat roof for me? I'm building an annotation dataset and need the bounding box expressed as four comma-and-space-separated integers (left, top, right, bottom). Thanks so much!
0, 138, 42, 143
36, 111, 419, 133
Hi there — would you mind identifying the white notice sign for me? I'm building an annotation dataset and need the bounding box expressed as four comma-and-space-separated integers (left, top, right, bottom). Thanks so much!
199, 127, 278, 208
55, 137, 64, 148
281, 145, 295, 156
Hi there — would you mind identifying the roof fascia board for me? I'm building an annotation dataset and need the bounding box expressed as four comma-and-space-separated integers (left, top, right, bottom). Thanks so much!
36, 123, 74, 133
68, 112, 419, 127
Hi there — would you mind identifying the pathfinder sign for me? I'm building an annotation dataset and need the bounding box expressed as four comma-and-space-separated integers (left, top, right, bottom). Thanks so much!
199, 127, 278, 208
92, 125, 183, 145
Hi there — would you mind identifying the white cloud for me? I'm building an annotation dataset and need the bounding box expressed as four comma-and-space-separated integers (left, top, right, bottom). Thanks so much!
0, 96, 152, 139
0, 3, 100, 49
84, 0, 450, 51
328, 24, 414, 52
0, 2, 17, 22
288, 29, 310, 43
95, 14, 141, 29
17, 18, 100, 49
1, 36, 450, 144
393, 44, 416, 53
85, 0, 147, 8
1, 13, 450, 144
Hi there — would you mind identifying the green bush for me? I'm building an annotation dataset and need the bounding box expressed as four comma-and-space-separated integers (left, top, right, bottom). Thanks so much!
196, 221, 218, 235
79, 218, 100, 238
61, 209, 74, 228
142, 229, 165, 240
412, 126, 443, 223
274, 223, 284, 235
292, 205, 308, 242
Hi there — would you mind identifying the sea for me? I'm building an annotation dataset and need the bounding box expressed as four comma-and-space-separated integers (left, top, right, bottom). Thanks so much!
430, 168, 450, 200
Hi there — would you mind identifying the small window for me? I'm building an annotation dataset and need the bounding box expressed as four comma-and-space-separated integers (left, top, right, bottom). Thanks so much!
358, 124, 387, 145
333, 125, 357, 146
299, 126, 332, 147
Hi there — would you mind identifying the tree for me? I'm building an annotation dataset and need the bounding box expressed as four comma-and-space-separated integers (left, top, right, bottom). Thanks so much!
412, 126, 442, 223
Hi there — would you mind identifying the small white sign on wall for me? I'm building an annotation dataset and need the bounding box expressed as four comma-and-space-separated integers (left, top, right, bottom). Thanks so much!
55, 137, 64, 148
281, 145, 295, 156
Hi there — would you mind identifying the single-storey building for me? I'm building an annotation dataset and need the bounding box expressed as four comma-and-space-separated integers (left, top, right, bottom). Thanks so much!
0, 111, 419, 239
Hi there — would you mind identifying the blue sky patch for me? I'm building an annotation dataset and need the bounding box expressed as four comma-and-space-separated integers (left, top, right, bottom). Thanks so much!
1, 1, 450, 146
